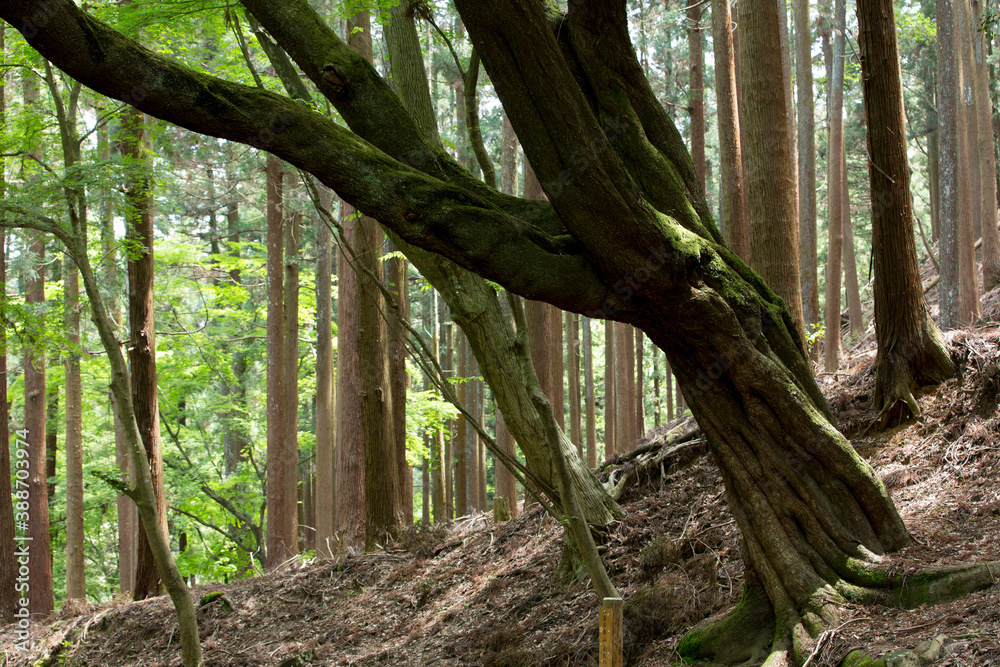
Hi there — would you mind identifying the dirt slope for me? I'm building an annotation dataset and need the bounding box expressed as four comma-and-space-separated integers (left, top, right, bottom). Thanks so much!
3, 324, 1000, 666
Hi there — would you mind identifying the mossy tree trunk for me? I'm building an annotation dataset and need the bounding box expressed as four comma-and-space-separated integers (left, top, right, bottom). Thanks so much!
8, 0, 996, 662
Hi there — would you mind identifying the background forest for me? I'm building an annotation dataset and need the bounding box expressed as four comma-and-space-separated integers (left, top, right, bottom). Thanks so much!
0, 0, 996, 616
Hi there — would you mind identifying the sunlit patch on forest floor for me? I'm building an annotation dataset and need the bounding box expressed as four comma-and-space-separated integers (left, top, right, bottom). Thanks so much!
4, 318, 1000, 666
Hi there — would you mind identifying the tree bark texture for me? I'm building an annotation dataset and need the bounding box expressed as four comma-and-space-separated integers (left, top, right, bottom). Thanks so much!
582, 317, 597, 469
315, 186, 335, 558
283, 207, 300, 556
955, 0, 980, 322
857, 0, 955, 418
842, 152, 864, 337
64, 257, 85, 600
121, 107, 166, 601
265, 154, 291, 566
970, 0, 1000, 291
795, 0, 819, 343
687, 1, 706, 189
0, 230, 14, 622
604, 319, 616, 461
335, 202, 364, 551
824, 0, 846, 372
739, 0, 806, 344
938, 0, 963, 328
711, 0, 748, 261
567, 312, 582, 455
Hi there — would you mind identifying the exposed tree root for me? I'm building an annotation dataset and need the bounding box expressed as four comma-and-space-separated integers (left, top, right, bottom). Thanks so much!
677, 560, 1000, 666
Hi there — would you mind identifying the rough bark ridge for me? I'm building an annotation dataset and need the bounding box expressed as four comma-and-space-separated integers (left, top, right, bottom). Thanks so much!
8, 0, 996, 662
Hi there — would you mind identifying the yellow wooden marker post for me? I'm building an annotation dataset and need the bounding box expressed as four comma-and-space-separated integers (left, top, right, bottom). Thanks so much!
599, 597, 623, 667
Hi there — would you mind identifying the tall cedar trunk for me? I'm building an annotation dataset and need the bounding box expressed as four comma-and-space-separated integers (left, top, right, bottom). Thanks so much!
454, 328, 468, 517
283, 207, 300, 556
265, 154, 290, 566
939, 0, 963, 328
466, 349, 481, 512
477, 374, 488, 511
711, 0, 748, 261
389, 249, 411, 526
0, 35, 13, 623
653, 349, 660, 428
603, 319, 615, 461
843, 152, 864, 337
665, 360, 674, 421
22, 2, 986, 660
635, 328, 644, 438
780, 0, 800, 253
494, 408, 517, 518
857, 0, 955, 417
955, 0, 980, 323
550, 306, 564, 430
24, 230, 52, 616
443, 319, 453, 520
739, 0, 806, 344
315, 186, 335, 557
45, 387, 56, 506
350, 12, 399, 548
430, 292, 446, 523
99, 116, 135, 592
615, 321, 634, 453
567, 312, 582, 455
929, 131, 940, 242
971, 0, 1000, 291
123, 108, 166, 601
824, 0, 846, 372
501, 112, 519, 197
795, 0, 819, 346
582, 317, 597, 469
732, 19, 752, 235
0, 230, 13, 622
335, 202, 363, 550
64, 255, 85, 600
420, 457, 429, 526
687, 1, 705, 188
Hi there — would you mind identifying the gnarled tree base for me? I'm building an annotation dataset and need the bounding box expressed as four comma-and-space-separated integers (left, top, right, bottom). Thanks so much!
678, 559, 1000, 666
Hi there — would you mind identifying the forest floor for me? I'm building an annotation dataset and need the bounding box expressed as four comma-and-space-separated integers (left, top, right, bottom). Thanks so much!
4, 301, 1000, 666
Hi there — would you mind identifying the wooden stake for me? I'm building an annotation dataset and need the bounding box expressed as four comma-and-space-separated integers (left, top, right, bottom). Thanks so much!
599, 597, 623, 667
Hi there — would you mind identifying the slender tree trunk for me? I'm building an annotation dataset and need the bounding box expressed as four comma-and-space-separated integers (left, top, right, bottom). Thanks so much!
567, 312, 582, 455
0, 229, 14, 622
970, 0, 1000, 291
24, 230, 52, 616
421, 458, 430, 527
389, 247, 411, 526
64, 254, 85, 600
121, 107, 166, 602
688, 0, 706, 189
335, 201, 364, 550
665, 360, 674, 421
795, 0, 819, 348
740, 0, 806, 344
825, 0, 845, 372
315, 186, 335, 558
283, 206, 300, 556
582, 317, 597, 469
939, 0, 963, 328
501, 111, 519, 197
857, 0, 956, 417
712, 0, 748, 261
454, 327, 468, 516
550, 306, 564, 430
929, 130, 940, 242
494, 408, 517, 519
265, 154, 290, 566
955, 0, 980, 323
443, 319, 453, 520
430, 292, 446, 523
843, 152, 864, 337
635, 328, 644, 439
615, 321, 634, 453
604, 320, 615, 461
